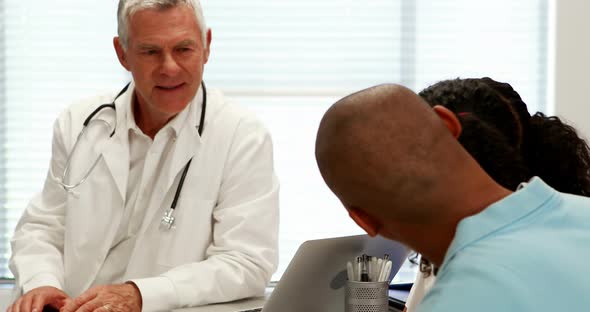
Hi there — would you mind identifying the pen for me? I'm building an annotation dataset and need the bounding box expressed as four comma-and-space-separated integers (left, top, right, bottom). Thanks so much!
360, 255, 369, 282
370, 256, 378, 281
366, 256, 373, 281
347, 261, 355, 281
375, 258, 383, 281
379, 260, 392, 282
356, 256, 362, 282
385, 260, 393, 282
378, 254, 389, 282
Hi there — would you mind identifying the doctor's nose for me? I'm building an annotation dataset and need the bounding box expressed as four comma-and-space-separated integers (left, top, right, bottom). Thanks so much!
159, 53, 182, 77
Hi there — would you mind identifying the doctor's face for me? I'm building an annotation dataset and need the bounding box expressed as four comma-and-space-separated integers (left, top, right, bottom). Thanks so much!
114, 5, 211, 123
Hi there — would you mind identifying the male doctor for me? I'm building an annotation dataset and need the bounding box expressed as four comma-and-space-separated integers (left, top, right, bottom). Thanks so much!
8, 1, 279, 312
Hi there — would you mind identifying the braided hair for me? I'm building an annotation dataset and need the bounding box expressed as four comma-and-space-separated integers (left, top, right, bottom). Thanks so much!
419, 77, 590, 196
415, 77, 590, 275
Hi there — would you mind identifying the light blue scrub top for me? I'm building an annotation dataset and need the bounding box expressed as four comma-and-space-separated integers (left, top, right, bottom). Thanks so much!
417, 177, 590, 312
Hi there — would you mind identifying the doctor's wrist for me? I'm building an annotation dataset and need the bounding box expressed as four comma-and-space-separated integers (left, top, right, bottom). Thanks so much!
124, 281, 143, 311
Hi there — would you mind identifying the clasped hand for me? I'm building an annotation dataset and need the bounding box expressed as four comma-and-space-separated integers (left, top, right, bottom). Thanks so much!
7, 284, 141, 312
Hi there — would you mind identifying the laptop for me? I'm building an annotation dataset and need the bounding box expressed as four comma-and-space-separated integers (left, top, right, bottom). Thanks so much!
177, 235, 410, 312
259, 234, 409, 312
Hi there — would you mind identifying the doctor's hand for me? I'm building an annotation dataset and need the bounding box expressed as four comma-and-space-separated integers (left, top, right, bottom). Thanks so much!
61, 283, 142, 312
6, 286, 69, 312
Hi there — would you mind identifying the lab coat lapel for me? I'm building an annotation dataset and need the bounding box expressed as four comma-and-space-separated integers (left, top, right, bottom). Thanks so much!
99, 85, 132, 202
101, 135, 130, 202
165, 120, 201, 196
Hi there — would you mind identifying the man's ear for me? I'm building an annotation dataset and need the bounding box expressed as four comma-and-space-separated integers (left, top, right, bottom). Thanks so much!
348, 207, 381, 237
203, 29, 212, 64
433, 105, 462, 138
113, 37, 130, 71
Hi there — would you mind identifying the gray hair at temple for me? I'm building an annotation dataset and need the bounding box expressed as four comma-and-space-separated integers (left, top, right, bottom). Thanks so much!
117, 0, 208, 50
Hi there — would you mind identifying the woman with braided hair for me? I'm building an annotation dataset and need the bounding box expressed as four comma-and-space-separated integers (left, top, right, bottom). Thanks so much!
403, 77, 590, 312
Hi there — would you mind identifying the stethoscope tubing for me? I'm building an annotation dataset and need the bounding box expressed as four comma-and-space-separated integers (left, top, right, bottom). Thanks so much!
58, 81, 207, 212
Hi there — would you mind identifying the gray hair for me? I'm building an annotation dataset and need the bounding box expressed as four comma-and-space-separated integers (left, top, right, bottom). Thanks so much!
117, 0, 208, 50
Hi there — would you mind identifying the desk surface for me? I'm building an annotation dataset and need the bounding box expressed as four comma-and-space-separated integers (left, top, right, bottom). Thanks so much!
172, 289, 406, 312
173, 296, 266, 312
174, 296, 403, 312
173, 289, 273, 312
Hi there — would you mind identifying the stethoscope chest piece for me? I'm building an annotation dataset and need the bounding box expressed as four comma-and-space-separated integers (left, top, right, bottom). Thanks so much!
160, 208, 176, 231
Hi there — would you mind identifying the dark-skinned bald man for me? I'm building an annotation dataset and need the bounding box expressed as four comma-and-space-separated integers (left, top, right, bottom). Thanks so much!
315, 84, 590, 312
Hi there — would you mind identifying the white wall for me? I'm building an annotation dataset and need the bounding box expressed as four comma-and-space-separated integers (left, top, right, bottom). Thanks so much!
554, 0, 590, 140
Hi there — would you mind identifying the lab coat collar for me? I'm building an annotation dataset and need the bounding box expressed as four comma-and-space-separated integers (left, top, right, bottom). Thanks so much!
123, 85, 199, 139
100, 81, 204, 204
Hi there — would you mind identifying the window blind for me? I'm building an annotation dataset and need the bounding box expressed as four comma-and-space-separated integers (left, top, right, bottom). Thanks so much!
0, 0, 7, 278
2, 0, 126, 277
202, 0, 550, 281
0, 0, 549, 281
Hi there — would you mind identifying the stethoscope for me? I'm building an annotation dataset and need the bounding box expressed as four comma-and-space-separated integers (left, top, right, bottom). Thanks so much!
55, 81, 207, 231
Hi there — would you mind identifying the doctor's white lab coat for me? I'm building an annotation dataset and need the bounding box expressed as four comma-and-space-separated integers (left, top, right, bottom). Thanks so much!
9, 83, 279, 311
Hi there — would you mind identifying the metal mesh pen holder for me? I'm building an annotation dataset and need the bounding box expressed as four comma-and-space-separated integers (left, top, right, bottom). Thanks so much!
345, 281, 389, 312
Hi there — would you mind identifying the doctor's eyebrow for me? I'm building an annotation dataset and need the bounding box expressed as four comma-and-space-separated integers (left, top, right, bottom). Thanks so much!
137, 43, 162, 52
136, 40, 198, 52
175, 39, 198, 48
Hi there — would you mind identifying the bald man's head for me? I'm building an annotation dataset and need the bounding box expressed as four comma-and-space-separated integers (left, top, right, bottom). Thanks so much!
315, 84, 476, 224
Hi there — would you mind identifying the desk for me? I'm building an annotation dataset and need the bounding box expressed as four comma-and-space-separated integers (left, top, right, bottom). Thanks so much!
173, 296, 266, 312
173, 289, 273, 312
172, 289, 405, 312
174, 297, 403, 312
